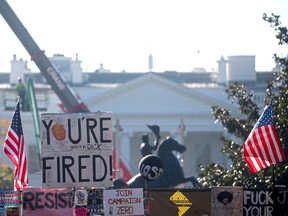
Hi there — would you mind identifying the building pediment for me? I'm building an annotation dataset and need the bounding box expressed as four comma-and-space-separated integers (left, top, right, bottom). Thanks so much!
86, 73, 237, 116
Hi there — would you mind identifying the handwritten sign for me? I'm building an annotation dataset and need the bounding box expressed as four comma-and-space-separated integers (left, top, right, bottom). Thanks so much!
41, 112, 113, 188
244, 188, 288, 216
103, 189, 144, 216
21, 187, 73, 216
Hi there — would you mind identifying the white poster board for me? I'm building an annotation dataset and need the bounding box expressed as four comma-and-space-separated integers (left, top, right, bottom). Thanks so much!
41, 112, 113, 188
103, 188, 144, 216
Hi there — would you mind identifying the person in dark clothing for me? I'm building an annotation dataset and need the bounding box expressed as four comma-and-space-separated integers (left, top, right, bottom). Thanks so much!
15, 77, 27, 110
140, 132, 160, 157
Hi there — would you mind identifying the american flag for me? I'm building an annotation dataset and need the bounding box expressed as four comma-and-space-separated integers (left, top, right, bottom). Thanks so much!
243, 102, 286, 174
3, 101, 28, 190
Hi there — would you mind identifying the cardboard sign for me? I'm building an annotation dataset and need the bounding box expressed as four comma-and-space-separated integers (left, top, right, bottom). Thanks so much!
21, 187, 73, 216
244, 188, 288, 216
150, 188, 211, 216
41, 112, 113, 188
211, 186, 243, 216
87, 188, 104, 215
74, 188, 88, 206
103, 189, 144, 216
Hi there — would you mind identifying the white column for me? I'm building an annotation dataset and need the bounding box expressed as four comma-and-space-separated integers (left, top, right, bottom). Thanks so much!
120, 132, 132, 173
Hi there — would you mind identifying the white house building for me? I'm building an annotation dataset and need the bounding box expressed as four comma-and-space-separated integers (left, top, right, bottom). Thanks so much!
0, 54, 277, 186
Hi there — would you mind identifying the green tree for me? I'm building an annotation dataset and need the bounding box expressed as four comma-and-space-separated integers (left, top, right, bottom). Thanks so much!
0, 163, 14, 189
198, 13, 288, 188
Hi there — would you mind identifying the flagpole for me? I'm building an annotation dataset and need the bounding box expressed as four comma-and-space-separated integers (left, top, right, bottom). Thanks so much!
272, 165, 275, 188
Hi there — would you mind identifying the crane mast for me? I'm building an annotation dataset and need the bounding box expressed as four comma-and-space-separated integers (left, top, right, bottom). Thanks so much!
0, 0, 89, 113
0, 0, 132, 181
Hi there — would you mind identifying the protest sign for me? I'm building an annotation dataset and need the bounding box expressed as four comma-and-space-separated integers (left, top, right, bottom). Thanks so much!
211, 186, 243, 216
21, 187, 73, 216
41, 112, 113, 188
244, 188, 288, 216
87, 188, 104, 215
74, 188, 88, 206
103, 188, 144, 216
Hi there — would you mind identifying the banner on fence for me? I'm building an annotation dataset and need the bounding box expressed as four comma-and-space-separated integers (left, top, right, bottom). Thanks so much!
244, 188, 288, 216
88, 188, 104, 214
41, 112, 113, 188
149, 188, 211, 216
211, 186, 243, 216
21, 187, 73, 216
103, 188, 144, 216
74, 188, 88, 206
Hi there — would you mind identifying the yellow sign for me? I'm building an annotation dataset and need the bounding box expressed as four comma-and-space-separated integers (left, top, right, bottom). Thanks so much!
170, 190, 192, 216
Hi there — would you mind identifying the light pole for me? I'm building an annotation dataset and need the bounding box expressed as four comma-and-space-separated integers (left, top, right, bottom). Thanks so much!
114, 119, 122, 179
178, 118, 185, 167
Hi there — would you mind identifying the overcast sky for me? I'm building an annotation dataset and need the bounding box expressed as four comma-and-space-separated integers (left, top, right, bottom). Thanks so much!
0, 0, 288, 73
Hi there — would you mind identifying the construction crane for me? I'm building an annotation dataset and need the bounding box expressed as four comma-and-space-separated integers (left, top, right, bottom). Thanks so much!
0, 0, 88, 113
0, 0, 132, 182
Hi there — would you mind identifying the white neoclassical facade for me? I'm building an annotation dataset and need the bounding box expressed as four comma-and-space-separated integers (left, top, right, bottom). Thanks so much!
0, 54, 276, 186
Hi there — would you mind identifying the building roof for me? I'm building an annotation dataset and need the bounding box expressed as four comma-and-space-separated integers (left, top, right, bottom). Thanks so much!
0, 70, 277, 87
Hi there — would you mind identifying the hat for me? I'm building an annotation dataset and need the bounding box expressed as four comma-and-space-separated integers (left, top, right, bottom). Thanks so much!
147, 124, 160, 136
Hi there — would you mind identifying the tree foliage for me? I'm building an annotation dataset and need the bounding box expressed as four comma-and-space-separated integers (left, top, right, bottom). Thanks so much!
198, 13, 288, 188
0, 163, 14, 189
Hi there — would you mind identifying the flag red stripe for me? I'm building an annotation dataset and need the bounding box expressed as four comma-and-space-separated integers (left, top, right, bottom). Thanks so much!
257, 127, 272, 165
7, 130, 19, 150
243, 145, 258, 173
264, 126, 277, 162
3, 102, 28, 190
245, 154, 258, 173
243, 126, 283, 173
5, 131, 19, 150
18, 138, 24, 179
268, 126, 281, 162
18, 137, 27, 189
254, 132, 268, 170
3, 138, 19, 165
244, 134, 262, 173
246, 126, 281, 172
251, 131, 266, 168
243, 103, 286, 174
271, 127, 286, 162
252, 129, 269, 169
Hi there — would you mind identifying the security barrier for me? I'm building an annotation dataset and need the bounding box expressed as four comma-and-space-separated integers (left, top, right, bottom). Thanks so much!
1, 187, 288, 216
